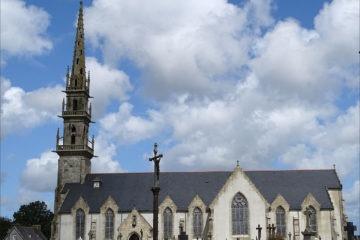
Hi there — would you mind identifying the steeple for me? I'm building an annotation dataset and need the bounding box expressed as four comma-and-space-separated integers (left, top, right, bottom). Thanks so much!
68, 0, 88, 91
52, 3, 94, 239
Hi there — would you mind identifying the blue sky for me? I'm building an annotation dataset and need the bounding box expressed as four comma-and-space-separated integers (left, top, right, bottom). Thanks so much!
1, 0, 359, 230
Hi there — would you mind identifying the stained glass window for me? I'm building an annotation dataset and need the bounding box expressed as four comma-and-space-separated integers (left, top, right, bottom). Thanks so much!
193, 207, 203, 238
76, 209, 85, 239
232, 192, 249, 235
276, 206, 286, 237
105, 209, 114, 239
163, 208, 173, 239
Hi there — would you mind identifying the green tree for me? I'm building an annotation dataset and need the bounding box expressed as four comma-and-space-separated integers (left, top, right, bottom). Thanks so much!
0, 217, 13, 239
13, 201, 53, 239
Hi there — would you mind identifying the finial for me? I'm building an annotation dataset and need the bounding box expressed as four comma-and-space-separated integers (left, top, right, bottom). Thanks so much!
333, 164, 336, 170
236, 160, 240, 167
153, 142, 158, 155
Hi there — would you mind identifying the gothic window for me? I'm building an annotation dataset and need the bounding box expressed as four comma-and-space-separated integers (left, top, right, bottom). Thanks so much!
71, 125, 76, 133
76, 58, 79, 64
80, 68, 83, 75
193, 207, 203, 238
105, 209, 114, 239
75, 78, 78, 87
276, 206, 286, 237
232, 192, 249, 235
163, 207, 173, 239
308, 206, 317, 232
75, 209, 85, 240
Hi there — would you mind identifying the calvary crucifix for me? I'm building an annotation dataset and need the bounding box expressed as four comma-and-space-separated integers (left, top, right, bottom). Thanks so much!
149, 143, 163, 240
149, 143, 163, 187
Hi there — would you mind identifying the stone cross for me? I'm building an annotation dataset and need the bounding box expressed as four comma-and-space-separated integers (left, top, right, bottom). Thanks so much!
256, 224, 262, 240
149, 143, 163, 187
288, 232, 292, 240
267, 224, 272, 238
344, 222, 357, 240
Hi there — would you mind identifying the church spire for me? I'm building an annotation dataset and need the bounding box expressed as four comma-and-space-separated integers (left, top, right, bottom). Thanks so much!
70, 0, 87, 90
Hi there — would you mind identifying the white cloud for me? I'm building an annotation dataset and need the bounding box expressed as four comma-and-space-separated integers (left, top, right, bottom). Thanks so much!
87, 57, 132, 118
93, 134, 123, 173
0, 0, 52, 58
0, 77, 63, 137
99, 102, 164, 144
280, 103, 359, 176
21, 151, 58, 192
251, 0, 358, 101
85, 0, 273, 98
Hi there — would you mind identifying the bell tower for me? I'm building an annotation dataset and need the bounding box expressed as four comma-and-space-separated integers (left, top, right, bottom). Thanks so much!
52, 1, 94, 239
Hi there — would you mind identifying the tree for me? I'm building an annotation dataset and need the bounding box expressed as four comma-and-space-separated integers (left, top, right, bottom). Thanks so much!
13, 201, 54, 239
0, 217, 13, 239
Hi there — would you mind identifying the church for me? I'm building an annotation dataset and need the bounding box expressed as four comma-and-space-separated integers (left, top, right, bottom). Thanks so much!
51, 2, 348, 240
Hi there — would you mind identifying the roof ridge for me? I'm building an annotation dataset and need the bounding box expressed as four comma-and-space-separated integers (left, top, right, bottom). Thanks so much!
88, 169, 335, 175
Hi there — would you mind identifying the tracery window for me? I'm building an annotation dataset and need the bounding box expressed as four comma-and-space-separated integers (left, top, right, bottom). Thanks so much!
232, 192, 249, 235
308, 206, 317, 232
75, 209, 85, 240
163, 207, 173, 239
276, 206, 286, 237
193, 207, 203, 238
105, 208, 114, 239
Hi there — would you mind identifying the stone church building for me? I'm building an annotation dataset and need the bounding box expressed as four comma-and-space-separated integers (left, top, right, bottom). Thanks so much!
51, 2, 348, 240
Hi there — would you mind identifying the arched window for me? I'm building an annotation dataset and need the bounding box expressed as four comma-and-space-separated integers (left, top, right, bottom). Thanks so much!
105, 209, 114, 239
75, 209, 85, 240
308, 206, 317, 232
232, 192, 249, 235
193, 207, 203, 238
276, 206, 286, 237
163, 207, 173, 239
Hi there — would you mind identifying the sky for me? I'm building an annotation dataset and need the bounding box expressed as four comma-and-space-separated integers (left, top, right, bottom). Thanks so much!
0, 0, 359, 231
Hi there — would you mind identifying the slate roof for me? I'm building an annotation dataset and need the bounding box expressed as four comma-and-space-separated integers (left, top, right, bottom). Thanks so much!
59, 169, 341, 214
6, 226, 47, 240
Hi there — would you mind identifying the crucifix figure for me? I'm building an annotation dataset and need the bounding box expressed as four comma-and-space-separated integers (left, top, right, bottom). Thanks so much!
149, 143, 163, 188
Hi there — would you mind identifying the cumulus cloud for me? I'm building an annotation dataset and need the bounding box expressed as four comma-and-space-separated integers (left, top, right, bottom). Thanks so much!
21, 151, 58, 192
0, 77, 63, 137
0, 0, 52, 58
93, 134, 123, 173
92, 0, 358, 174
99, 102, 164, 144
251, 0, 358, 102
87, 57, 132, 118
85, 0, 273, 98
